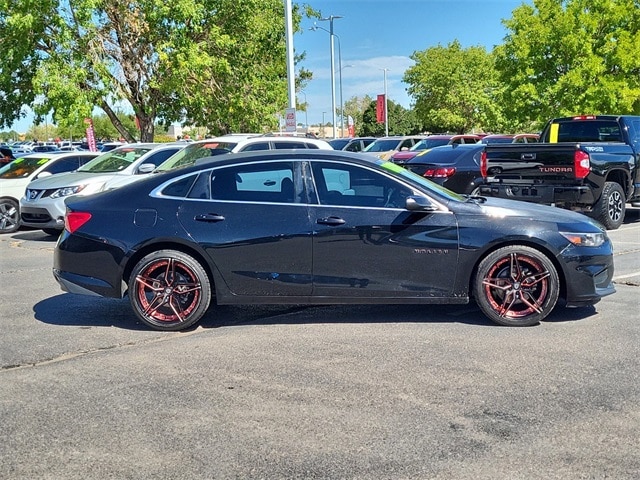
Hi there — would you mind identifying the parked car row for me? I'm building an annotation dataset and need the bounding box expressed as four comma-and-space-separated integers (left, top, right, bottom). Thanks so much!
1, 131, 619, 332
52, 149, 615, 331
0, 131, 550, 236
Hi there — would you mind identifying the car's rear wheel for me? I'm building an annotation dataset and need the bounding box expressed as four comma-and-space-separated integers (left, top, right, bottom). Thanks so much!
129, 250, 211, 331
473, 245, 559, 326
0, 198, 20, 234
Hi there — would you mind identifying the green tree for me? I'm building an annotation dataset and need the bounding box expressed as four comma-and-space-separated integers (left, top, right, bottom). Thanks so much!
359, 99, 423, 137
403, 41, 504, 134
0, 0, 313, 142
343, 95, 373, 136
495, 0, 640, 128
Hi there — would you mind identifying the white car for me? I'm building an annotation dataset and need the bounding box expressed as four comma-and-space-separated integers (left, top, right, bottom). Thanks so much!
20, 143, 186, 235
155, 134, 333, 172
0, 151, 100, 234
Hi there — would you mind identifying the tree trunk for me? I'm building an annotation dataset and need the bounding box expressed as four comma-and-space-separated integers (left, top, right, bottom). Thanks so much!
101, 101, 136, 142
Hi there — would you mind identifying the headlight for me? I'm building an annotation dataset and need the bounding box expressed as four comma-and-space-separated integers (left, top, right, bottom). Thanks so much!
560, 231, 606, 247
50, 185, 86, 199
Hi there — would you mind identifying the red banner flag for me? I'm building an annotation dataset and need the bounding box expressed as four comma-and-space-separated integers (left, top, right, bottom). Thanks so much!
376, 94, 386, 124
84, 118, 97, 152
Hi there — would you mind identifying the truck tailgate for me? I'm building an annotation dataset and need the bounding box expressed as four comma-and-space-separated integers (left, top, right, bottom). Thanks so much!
484, 143, 580, 182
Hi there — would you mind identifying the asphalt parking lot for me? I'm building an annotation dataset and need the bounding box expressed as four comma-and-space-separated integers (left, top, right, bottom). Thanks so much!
1, 209, 639, 479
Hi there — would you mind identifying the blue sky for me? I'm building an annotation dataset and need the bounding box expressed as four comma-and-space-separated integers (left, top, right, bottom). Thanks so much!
297, 0, 526, 127
9, 0, 526, 133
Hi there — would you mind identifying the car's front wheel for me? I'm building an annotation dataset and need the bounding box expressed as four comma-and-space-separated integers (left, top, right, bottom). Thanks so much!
129, 250, 212, 331
0, 198, 20, 234
473, 245, 559, 326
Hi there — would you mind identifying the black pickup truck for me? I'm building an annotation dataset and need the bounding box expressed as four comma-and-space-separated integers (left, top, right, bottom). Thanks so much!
479, 115, 640, 229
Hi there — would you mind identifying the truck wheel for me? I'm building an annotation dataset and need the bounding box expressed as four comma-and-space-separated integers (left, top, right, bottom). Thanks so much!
593, 181, 625, 230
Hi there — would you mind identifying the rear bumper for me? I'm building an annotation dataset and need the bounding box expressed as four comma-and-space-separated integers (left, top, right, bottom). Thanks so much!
479, 183, 595, 208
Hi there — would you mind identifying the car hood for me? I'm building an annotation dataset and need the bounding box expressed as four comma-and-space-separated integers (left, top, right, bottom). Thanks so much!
26, 171, 121, 189
0, 177, 33, 198
466, 196, 603, 230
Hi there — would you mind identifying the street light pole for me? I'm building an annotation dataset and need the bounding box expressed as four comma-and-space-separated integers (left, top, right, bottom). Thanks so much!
322, 111, 326, 137
298, 90, 308, 131
381, 68, 389, 137
320, 15, 342, 139
339, 63, 354, 137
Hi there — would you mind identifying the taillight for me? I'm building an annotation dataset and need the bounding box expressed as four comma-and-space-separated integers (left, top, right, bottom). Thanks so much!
480, 150, 488, 177
574, 150, 590, 179
65, 212, 92, 233
424, 167, 456, 178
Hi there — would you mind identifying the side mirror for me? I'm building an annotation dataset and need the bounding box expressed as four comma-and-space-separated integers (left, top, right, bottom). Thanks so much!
137, 163, 155, 174
406, 195, 438, 212
35, 171, 52, 179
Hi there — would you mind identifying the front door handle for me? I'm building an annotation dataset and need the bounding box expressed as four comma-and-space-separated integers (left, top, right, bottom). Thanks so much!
317, 216, 346, 226
195, 213, 225, 223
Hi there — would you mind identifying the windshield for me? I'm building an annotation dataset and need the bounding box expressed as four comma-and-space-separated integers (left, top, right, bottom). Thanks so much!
155, 141, 236, 172
77, 147, 153, 173
0, 156, 49, 179
364, 139, 402, 152
378, 160, 466, 202
411, 138, 451, 151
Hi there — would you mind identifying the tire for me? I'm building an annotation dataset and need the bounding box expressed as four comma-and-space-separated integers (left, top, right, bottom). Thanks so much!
473, 245, 559, 327
0, 198, 20, 234
42, 228, 62, 236
592, 181, 625, 230
129, 250, 212, 331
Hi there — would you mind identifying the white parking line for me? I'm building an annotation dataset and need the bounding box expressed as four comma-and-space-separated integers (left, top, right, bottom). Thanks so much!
613, 271, 640, 280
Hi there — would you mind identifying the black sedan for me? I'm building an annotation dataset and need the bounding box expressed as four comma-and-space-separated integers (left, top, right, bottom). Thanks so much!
53, 150, 615, 331
398, 143, 485, 194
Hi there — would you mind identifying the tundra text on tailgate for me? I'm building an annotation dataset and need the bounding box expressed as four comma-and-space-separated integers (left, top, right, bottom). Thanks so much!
479, 115, 640, 229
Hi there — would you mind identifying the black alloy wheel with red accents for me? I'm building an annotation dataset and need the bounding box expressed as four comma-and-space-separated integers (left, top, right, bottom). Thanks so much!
473, 245, 560, 326
129, 250, 212, 331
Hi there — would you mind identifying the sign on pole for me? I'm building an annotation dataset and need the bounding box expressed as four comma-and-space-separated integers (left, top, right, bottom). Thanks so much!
285, 108, 297, 132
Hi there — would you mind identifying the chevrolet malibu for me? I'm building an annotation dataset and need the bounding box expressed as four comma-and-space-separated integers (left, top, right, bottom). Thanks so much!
53, 150, 615, 331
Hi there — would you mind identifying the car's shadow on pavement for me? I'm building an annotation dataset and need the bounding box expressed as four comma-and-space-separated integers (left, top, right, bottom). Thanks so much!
33, 293, 600, 331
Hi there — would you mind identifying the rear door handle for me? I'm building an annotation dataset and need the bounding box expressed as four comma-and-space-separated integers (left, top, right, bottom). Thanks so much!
317, 216, 346, 226
195, 213, 225, 223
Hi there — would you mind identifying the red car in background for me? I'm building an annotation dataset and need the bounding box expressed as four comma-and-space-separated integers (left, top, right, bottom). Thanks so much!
390, 134, 481, 164
480, 133, 540, 144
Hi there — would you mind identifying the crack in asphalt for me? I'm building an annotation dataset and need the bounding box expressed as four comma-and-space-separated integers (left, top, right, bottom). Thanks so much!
0, 329, 203, 372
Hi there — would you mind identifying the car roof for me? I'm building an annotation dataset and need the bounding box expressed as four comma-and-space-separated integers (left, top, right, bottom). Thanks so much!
18, 151, 100, 160
190, 148, 376, 171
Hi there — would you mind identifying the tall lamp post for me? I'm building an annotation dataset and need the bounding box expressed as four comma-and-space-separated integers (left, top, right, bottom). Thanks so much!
310, 15, 342, 139
381, 68, 389, 137
339, 63, 354, 137
312, 25, 349, 137
298, 90, 308, 131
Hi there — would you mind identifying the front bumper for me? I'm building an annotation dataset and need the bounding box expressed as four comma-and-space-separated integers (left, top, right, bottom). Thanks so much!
559, 242, 616, 307
20, 196, 66, 229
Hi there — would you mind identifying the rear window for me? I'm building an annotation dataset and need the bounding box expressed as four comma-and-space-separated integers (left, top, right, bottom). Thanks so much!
547, 120, 622, 143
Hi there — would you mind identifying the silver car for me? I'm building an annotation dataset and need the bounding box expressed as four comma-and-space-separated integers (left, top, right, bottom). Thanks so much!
20, 143, 186, 234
